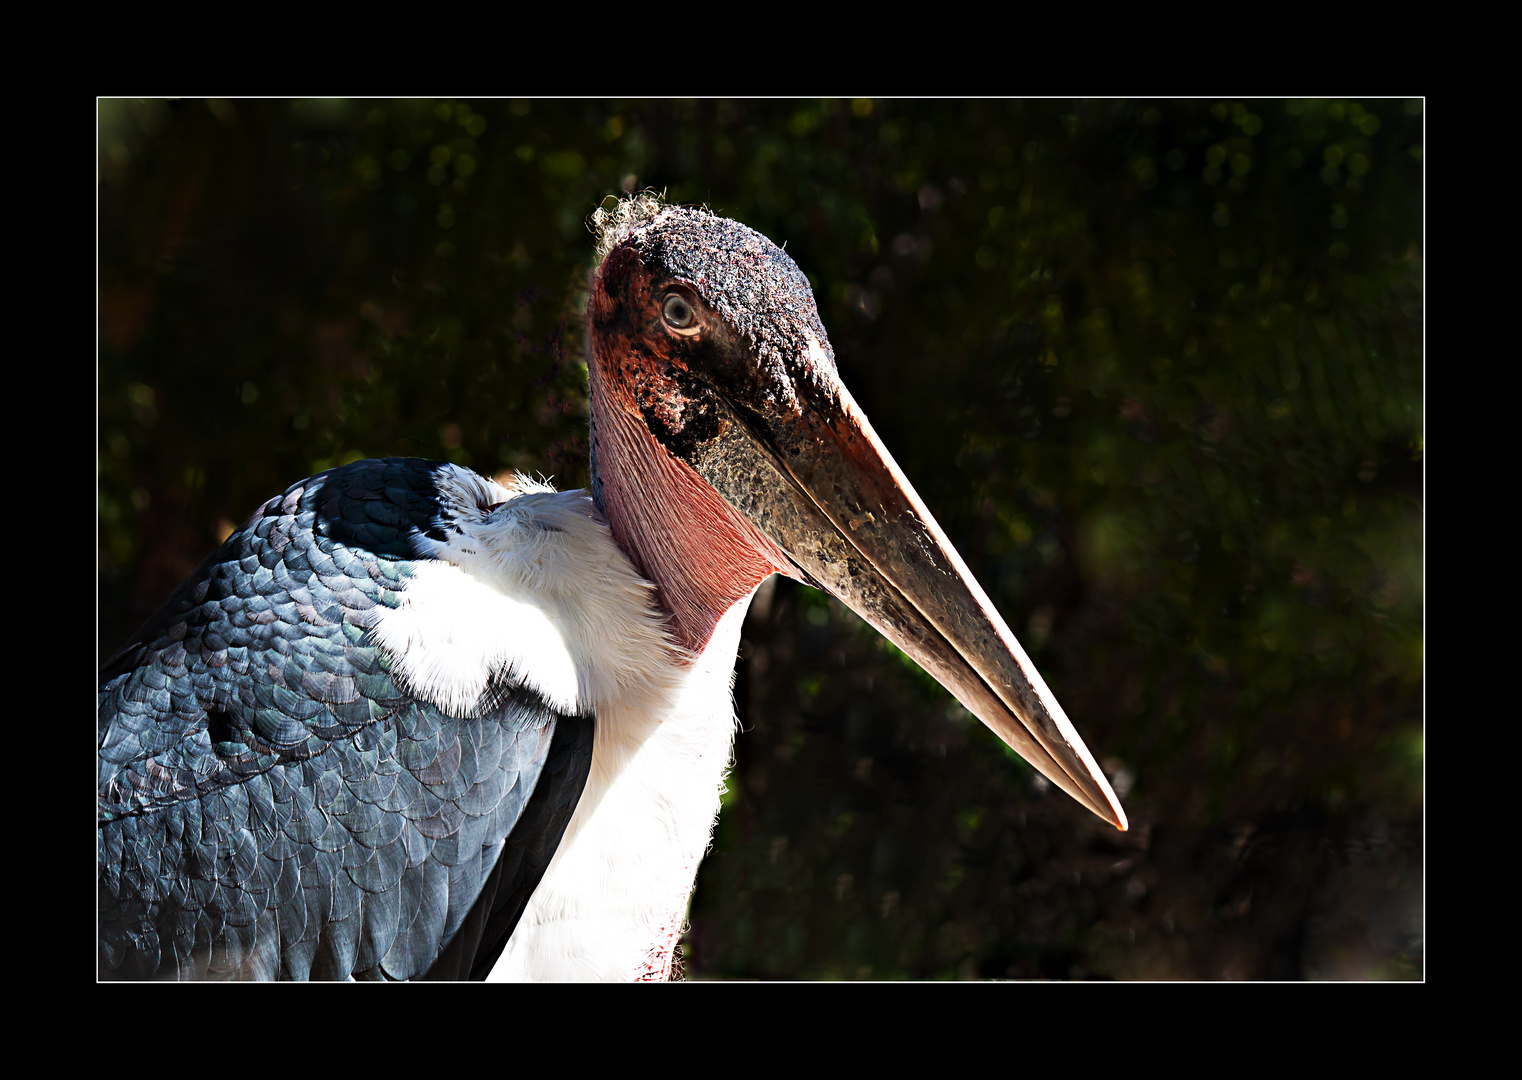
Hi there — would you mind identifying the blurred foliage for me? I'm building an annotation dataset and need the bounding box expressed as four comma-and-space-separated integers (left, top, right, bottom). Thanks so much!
98, 98, 1422, 979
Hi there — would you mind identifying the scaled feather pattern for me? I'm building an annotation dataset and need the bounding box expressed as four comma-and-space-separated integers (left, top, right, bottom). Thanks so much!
98, 458, 594, 980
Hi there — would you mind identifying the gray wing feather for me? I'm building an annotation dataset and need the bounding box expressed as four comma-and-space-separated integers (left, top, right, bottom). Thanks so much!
99, 459, 593, 980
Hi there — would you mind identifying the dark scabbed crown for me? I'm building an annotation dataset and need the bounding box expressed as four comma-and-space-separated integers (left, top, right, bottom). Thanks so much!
590, 194, 839, 413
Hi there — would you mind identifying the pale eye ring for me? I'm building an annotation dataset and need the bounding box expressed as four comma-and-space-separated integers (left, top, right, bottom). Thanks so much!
662, 293, 699, 334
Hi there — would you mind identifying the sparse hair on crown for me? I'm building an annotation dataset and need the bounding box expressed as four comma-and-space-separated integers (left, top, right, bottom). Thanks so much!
590, 190, 705, 265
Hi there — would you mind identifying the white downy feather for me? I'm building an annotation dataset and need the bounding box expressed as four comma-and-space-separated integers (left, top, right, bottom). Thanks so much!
367, 464, 745, 980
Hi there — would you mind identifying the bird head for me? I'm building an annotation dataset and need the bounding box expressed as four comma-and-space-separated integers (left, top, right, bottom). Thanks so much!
587, 196, 1126, 830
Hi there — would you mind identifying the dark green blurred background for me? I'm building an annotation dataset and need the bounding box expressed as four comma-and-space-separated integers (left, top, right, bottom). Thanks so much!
98, 99, 1423, 980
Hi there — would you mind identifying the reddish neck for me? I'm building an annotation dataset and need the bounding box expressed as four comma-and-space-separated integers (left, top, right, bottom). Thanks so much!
589, 361, 790, 655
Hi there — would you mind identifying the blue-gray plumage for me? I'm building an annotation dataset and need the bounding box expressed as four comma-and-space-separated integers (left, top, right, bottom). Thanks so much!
98, 458, 593, 980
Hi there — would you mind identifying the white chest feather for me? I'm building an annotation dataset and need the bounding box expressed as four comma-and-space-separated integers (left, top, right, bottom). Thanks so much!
365, 466, 746, 981
488, 600, 747, 982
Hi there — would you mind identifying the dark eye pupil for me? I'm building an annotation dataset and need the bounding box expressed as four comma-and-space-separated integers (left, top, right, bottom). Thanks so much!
663, 295, 693, 328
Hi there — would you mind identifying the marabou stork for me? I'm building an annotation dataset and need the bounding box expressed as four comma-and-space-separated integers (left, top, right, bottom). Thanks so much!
98, 195, 1127, 981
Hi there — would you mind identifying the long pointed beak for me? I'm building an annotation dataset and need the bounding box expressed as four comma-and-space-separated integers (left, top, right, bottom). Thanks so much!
689, 380, 1127, 831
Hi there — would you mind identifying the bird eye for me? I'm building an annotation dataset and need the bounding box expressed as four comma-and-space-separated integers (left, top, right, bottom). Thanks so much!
662, 294, 698, 334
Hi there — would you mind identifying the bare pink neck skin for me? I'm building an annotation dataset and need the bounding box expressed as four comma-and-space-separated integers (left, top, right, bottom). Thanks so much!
589, 363, 791, 655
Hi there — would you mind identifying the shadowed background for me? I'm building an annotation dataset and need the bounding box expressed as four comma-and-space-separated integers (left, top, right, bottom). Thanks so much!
98, 98, 1423, 980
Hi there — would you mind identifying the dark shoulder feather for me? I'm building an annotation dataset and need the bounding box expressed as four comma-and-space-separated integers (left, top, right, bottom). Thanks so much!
98, 458, 594, 980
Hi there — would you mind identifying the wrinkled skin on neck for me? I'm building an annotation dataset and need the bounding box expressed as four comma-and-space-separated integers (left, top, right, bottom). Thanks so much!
587, 241, 793, 654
